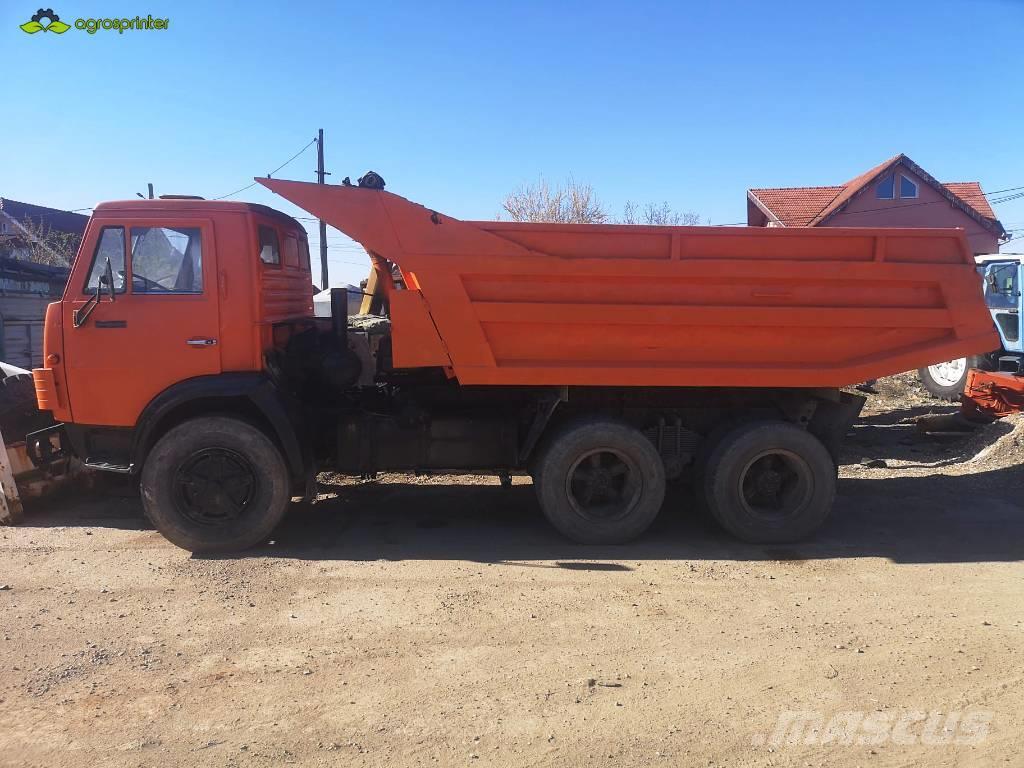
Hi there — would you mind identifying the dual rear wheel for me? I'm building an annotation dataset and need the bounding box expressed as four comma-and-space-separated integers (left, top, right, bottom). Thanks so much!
697, 421, 835, 543
533, 419, 666, 545
534, 417, 835, 545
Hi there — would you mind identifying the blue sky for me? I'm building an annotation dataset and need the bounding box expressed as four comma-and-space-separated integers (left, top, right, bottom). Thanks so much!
3, 0, 1023, 286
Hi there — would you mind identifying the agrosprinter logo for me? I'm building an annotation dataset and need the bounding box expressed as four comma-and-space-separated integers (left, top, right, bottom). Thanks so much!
19, 8, 170, 35
20, 8, 69, 34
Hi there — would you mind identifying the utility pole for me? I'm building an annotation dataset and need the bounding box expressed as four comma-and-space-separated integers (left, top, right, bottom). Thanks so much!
316, 128, 329, 290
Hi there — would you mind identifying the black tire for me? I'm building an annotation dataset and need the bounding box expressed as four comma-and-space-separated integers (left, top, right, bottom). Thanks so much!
916, 355, 988, 400
691, 419, 744, 517
534, 418, 666, 544
702, 421, 835, 544
0, 373, 52, 442
140, 416, 291, 553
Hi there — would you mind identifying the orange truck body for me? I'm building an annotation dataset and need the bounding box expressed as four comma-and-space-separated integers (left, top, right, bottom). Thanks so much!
260, 178, 997, 389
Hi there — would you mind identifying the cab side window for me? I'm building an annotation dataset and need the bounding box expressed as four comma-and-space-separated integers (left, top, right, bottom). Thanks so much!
298, 237, 311, 271
259, 225, 280, 265
130, 227, 203, 293
283, 234, 299, 268
84, 227, 126, 293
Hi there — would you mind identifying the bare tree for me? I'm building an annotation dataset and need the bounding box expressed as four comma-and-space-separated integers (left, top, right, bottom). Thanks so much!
502, 177, 609, 224
502, 177, 700, 227
621, 200, 700, 226
2, 217, 81, 266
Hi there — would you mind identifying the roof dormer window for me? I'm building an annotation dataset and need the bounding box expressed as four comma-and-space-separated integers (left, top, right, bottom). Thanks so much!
899, 174, 918, 199
875, 176, 894, 199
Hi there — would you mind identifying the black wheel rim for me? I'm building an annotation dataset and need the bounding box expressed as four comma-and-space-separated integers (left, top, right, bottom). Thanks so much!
738, 449, 813, 522
565, 448, 642, 523
173, 448, 258, 528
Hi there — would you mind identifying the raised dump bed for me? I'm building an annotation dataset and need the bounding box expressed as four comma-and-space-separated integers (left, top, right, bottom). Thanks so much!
259, 178, 997, 388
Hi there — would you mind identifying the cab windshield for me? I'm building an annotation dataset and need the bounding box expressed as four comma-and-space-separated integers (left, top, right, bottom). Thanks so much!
984, 263, 1018, 310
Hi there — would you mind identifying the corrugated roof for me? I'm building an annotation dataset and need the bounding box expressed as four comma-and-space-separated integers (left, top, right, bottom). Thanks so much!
0, 198, 89, 236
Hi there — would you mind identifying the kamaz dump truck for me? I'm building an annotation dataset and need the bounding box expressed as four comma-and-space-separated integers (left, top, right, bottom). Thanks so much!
28, 177, 998, 551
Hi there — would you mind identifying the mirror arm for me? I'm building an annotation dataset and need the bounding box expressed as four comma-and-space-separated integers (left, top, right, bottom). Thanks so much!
73, 287, 101, 328
73, 257, 117, 328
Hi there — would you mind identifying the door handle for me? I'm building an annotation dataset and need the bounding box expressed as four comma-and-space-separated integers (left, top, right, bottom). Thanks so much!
186, 337, 218, 347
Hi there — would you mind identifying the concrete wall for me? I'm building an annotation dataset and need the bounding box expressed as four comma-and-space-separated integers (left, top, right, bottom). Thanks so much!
821, 166, 999, 255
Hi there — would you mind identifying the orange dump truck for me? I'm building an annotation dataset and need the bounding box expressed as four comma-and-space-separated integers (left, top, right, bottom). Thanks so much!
29, 177, 997, 551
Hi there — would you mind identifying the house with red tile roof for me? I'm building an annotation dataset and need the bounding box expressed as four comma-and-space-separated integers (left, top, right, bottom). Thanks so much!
747, 154, 1007, 254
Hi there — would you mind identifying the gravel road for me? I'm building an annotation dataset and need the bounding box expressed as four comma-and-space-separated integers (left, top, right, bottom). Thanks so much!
1, 381, 1022, 767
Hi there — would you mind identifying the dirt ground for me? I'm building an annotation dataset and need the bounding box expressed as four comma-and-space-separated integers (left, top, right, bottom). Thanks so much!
1, 375, 1022, 767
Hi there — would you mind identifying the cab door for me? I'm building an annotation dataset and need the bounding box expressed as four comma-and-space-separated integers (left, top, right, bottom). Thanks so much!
63, 218, 221, 427
983, 262, 1022, 354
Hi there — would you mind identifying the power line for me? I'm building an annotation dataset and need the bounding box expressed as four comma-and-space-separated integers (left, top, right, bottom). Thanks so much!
210, 137, 317, 201
210, 181, 259, 201
327, 258, 373, 267
268, 138, 317, 178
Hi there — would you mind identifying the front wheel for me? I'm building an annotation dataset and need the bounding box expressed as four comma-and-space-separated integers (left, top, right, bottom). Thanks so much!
140, 416, 291, 552
702, 421, 835, 544
534, 418, 666, 544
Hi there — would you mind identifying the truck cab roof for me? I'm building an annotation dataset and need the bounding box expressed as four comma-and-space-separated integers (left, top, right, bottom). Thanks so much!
92, 198, 303, 229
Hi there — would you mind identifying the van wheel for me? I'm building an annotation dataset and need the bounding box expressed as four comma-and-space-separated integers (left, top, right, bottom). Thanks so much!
702, 421, 835, 544
140, 416, 290, 552
917, 355, 988, 400
917, 358, 968, 400
535, 418, 665, 544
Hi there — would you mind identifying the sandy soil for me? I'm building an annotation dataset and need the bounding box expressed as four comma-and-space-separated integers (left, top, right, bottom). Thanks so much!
1, 377, 1022, 767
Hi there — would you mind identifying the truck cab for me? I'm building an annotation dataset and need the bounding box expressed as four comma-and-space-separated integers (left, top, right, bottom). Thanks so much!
33, 197, 313, 474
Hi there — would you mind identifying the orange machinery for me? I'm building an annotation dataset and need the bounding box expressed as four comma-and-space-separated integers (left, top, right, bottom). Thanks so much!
30, 178, 997, 553
961, 369, 1024, 421
259, 178, 996, 389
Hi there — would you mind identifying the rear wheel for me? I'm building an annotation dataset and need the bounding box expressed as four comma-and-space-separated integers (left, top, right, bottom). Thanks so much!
535, 418, 665, 544
702, 421, 835, 543
140, 416, 291, 552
